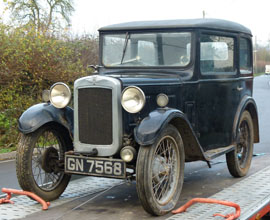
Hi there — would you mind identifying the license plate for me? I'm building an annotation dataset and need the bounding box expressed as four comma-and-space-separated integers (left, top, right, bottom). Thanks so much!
65, 155, 126, 179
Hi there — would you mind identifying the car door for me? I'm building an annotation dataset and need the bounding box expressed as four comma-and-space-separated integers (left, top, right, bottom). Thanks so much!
197, 31, 240, 151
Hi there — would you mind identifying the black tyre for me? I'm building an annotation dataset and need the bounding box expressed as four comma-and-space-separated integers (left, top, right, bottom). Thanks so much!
226, 111, 254, 177
16, 125, 71, 201
136, 124, 185, 216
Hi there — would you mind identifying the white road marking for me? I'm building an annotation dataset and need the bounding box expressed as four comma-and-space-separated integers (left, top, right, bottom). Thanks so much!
0, 193, 6, 198
0, 159, 15, 163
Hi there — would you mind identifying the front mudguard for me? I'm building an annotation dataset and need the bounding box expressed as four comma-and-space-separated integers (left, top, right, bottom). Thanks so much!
134, 108, 185, 145
18, 103, 74, 136
134, 108, 207, 162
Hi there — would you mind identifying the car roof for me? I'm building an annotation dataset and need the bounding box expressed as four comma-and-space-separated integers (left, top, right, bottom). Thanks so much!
99, 18, 252, 35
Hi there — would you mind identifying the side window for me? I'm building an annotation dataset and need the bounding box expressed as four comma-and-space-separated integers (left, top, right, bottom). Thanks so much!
240, 38, 252, 74
200, 34, 235, 75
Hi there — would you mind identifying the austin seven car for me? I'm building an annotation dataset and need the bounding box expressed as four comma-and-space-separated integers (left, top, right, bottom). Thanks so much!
16, 18, 259, 215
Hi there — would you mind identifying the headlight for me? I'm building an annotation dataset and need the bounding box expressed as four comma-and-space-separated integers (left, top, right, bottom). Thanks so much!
50, 82, 71, 108
121, 86, 145, 113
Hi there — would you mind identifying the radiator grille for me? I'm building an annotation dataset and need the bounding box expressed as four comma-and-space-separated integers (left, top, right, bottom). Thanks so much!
78, 88, 112, 145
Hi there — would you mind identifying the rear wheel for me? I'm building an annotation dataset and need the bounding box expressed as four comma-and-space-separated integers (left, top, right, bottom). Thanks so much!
16, 125, 71, 201
136, 124, 185, 216
226, 111, 254, 177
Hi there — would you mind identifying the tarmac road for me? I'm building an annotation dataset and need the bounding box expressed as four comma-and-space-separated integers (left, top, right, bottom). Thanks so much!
1, 75, 270, 219
0, 160, 17, 194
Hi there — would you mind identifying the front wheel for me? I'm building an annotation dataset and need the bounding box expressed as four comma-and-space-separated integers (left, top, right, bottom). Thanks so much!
226, 111, 254, 177
136, 124, 185, 216
16, 125, 71, 201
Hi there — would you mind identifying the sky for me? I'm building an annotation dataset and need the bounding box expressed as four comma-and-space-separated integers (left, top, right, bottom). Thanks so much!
71, 0, 270, 45
0, 0, 269, 44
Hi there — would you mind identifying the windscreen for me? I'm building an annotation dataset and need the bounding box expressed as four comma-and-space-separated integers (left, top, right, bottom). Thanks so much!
102, 32, 192, 67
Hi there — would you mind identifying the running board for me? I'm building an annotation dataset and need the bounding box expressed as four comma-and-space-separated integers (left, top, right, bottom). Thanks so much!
167, 165, 270, 220
204, 145, 235, 161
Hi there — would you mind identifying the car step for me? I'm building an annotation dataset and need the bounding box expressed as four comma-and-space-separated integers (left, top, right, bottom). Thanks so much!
204, 145, 235, 161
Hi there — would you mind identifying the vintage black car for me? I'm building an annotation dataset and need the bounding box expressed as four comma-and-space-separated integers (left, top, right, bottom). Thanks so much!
16, 18, 259, 216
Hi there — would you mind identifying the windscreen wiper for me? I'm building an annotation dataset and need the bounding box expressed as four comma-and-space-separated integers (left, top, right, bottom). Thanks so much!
120, 32, 130, 64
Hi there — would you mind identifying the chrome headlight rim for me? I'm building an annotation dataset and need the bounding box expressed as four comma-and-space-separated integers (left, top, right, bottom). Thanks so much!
121, 86, 146, 114
49, 82, 71, 109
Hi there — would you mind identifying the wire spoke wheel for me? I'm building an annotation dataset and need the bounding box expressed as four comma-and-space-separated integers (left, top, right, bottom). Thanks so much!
16, 125, 71, 201
136, 125, 185, 216
152, 136, 179, 205
226, 111, 254, 177
236, 120, 251, 169
31, 130, 64, 191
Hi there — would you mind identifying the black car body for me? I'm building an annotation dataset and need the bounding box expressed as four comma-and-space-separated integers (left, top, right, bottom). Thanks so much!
16, 18, 259, 216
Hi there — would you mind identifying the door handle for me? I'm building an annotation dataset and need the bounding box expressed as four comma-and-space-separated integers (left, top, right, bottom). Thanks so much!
237, 86, 243, 91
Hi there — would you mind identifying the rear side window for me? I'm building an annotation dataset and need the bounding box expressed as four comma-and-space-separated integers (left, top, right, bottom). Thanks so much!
240, 38, 252, 74
200, 34, 235, 75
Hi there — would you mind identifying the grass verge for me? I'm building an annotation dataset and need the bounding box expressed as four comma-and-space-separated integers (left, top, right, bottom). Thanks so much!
254, 72, 265, 77
0, 146, 16, 154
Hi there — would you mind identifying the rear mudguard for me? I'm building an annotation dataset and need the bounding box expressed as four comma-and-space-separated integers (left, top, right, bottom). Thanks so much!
233, 96, 259, 143
134, 108, 207, 162
18, 103, 74, 136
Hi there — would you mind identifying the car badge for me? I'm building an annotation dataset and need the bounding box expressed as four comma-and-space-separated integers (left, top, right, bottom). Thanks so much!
86, 75, 98, 85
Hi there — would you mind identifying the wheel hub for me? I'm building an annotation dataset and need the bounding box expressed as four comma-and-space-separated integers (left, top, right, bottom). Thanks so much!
152, 156, 170, 183
41, 147, 60, 173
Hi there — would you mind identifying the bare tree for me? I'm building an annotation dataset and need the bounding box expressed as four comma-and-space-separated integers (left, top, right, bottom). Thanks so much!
4, 0, 74, 32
